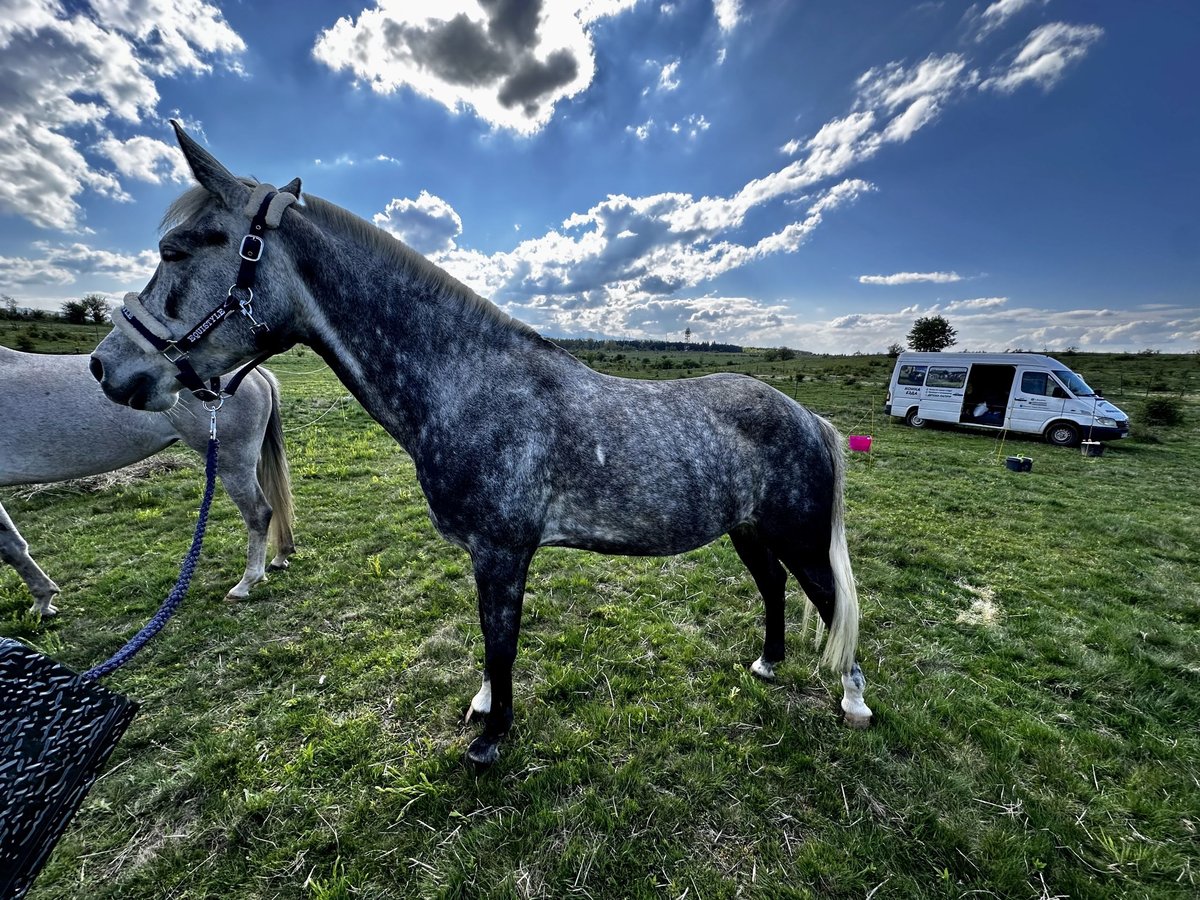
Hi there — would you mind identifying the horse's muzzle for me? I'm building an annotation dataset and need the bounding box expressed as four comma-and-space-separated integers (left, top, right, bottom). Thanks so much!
90, 358, 155, 410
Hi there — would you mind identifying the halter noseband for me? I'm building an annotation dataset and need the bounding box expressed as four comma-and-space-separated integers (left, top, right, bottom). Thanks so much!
113, 184, 298, 403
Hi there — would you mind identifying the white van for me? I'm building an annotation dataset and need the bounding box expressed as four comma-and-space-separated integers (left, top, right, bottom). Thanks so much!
885, 352, 1130, 446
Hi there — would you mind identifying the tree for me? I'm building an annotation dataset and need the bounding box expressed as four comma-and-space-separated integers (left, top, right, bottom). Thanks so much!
61, 299, 88, 324
81, 294, 111, 324
886, 342, 904, 358
684, 326, 692, 343
907, 315, 957, 352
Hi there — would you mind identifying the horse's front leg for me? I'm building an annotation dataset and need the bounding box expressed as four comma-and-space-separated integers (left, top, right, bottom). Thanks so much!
465, 544, 533, 768
1, 501, 61, 616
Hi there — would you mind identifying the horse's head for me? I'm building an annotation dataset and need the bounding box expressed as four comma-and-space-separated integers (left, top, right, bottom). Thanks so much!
91, 122, 303, 410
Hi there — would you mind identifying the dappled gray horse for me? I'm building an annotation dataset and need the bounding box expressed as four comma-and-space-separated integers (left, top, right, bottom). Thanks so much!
90, 122, 873, 766
0, 346, 294, 614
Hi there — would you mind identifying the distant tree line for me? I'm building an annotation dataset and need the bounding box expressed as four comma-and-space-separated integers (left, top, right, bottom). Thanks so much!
2, 293, 111, 324
553, 337, 743, 354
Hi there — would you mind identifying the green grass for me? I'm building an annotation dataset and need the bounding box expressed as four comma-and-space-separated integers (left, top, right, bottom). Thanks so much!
2, 344, 1198, 898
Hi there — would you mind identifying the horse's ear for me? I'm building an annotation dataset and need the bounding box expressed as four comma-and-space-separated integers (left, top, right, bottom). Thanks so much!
280, 177, 302, 198
170, 120, 249, 212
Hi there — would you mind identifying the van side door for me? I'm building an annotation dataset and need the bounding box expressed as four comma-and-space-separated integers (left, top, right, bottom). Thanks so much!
919, 364, 969, 423
1008, 368, 1068, 434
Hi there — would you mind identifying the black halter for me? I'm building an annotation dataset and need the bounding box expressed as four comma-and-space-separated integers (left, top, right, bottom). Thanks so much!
118, 190, 283, 403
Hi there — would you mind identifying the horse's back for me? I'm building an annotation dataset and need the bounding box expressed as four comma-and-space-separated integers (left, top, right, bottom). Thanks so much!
0, 348, 177, 485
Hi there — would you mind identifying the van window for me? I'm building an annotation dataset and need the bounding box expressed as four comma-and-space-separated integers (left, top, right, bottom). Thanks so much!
1021, 371, 1069, 399
897, 365, 927, 386
1052, 369, 1095, 397
926, 367, 967, 388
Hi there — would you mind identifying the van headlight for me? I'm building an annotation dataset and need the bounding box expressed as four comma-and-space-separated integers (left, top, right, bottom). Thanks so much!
1096, 416, 1117, 427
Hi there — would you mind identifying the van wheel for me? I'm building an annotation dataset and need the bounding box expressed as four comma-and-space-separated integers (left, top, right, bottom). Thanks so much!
905, 409, 927, 428
1046, 421, 1080, 447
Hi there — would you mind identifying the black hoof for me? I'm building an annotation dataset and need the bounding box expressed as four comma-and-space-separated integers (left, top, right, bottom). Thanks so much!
466, 735, 501, 768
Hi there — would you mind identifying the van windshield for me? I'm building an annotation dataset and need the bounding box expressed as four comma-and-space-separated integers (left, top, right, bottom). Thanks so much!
1053, 369, 1095, 397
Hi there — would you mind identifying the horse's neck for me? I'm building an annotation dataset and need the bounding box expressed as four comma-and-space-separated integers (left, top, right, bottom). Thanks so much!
296, 239, 554, 447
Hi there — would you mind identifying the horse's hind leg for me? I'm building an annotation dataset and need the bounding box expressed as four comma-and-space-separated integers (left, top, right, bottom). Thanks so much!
730, 525, 788, 681
217, 468, 273, 600
0, 501, 61, 616
781, 551, 872, 728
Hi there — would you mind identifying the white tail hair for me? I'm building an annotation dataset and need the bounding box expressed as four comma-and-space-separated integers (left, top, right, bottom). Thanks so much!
801, 415, 860, 674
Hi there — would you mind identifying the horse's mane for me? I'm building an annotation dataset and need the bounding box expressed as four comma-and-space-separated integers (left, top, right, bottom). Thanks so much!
298, 193, 541, 341
163, 181, 541, 343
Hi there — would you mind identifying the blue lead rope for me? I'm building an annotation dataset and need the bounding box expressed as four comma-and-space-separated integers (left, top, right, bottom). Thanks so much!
82, 435, 219, 682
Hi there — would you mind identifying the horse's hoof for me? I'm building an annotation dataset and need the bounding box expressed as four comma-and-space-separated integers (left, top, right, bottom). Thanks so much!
750, 657, 777, 681
841, 697, 874, 729
466, 736, 501, 768
268, 560, 290, 572
31, 603, 59, 618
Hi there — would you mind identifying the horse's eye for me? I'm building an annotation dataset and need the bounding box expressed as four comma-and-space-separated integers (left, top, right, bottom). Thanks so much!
160, 246, 189, 262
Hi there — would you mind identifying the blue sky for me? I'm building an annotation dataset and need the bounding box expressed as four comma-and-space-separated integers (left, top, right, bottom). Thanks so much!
1, 0, 1196, 352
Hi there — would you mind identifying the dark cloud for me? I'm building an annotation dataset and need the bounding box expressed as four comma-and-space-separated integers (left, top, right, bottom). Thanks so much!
481, 0, 543, 50
382, 2, 575, 113
400, 15, 511, 87
499, 49, 579, 111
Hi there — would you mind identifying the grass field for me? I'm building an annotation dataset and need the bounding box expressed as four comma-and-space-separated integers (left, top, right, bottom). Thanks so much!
3, 331, 1198, 898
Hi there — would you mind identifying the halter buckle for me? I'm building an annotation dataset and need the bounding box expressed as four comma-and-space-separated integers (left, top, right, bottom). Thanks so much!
239, 234, 264, 262
162, 343, 186, 364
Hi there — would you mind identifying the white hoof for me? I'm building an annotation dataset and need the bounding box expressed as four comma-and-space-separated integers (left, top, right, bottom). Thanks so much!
31, 601, 59, 617
226, 573, 268, 601
750, 657, 777, 680
841, 696, 873, 728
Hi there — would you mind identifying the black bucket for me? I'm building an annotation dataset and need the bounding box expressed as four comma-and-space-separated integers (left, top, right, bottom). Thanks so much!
0, 641, 139, 899
1005, 455, 1033, 473
1081, 441, 1104, 458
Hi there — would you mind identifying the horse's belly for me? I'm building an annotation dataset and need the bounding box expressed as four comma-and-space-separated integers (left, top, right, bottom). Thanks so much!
540, 503, 738, 557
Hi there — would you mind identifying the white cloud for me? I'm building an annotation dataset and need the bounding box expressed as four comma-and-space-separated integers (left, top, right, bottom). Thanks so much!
88, 0, 244, 76
856, 53, 972, 113
0, 241, 157, 289
943, 296, 1007, 311
626, 119, 654, 141
373, 191, 463, 254
713, 0, 742, 33
981, 22, 1103, 93
972, 0, 1048, 42
658, 59, 681, 91
705, 298, 1200, 354
0, 0, 243, 230
424, 177, 871, 334
313, 1, 639, 136
859, 271, 964, 285
981, 0, 1040, 25
94, 134, 191, 184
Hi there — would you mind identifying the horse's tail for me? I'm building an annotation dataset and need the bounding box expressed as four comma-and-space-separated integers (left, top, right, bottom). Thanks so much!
256, 369, 295, 557
803, 414, 860, 675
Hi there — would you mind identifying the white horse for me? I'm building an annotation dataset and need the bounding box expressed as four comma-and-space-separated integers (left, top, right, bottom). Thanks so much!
0, 346, 295, 615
